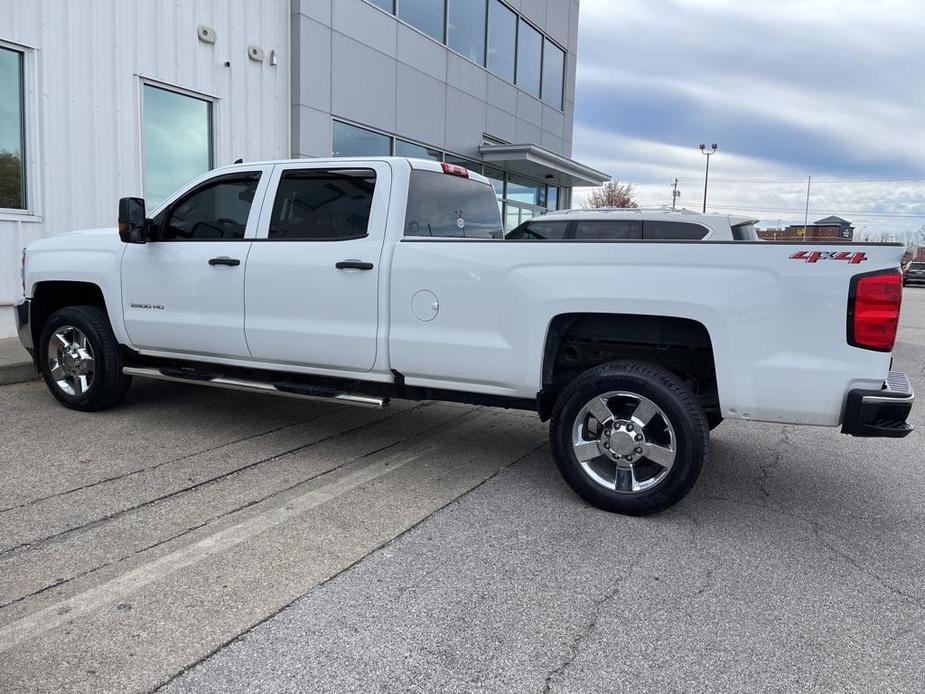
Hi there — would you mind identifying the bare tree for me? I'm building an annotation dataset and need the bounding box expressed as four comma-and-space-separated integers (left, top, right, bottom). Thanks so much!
582, 180, 638, 209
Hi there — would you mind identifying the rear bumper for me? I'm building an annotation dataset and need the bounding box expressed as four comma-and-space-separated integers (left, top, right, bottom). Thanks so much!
15, 298, 33, 356
842, 371, 914, 437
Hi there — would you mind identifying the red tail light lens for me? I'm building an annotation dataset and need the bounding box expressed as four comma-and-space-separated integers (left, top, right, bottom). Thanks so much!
847, 269, 903, 352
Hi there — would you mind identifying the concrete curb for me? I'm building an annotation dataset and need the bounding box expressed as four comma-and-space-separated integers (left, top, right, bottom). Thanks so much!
0, 361, 39, 386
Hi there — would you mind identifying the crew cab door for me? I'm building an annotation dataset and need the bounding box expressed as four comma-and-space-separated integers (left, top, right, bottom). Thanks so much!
244, 161, 390, 371
121, 168, 271, 357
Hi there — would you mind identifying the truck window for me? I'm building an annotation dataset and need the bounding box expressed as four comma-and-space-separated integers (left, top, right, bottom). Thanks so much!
161, 172, 261, 241
404, 171, 501, 238
574, 220, 642, 240
506, 220, 570, 240
269, 169, 376, 240
643, 221, 708, 240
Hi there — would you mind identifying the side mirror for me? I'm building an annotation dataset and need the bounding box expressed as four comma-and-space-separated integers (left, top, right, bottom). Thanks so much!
118, 197, 148, 244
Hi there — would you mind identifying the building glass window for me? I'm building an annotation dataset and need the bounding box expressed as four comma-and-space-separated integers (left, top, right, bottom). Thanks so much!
0, 47, 26, 210
547, 186, 559, 211
507, 174, 545, 207
487, 0, 517, 82
333, 121, 392, 157
448, 0, 487, 64
516, 19, 542, 97
395, 139, 442, 161
444, 154, 482, 172
542, 39, 565, 108
368, 0, 394, 11
398, 0, 445, 42
143, 84, 213, 209
269, 169, 376, 240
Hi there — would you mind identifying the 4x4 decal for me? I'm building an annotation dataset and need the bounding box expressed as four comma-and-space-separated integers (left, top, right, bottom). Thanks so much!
790, 250, 868, 264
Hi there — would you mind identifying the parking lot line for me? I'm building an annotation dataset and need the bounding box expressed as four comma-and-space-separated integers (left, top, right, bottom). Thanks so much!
0, 446, 423, 654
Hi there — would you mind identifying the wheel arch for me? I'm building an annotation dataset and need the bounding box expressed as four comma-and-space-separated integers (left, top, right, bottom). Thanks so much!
538, 312, 718, 421
30, 281, 109, 364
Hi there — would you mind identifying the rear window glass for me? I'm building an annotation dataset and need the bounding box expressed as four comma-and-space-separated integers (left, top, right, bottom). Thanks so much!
506, 220, 570, 240
574, 220, 642, 240
269, 169, 375, 240
644, 221, 708, 240
404, 171, 502, 238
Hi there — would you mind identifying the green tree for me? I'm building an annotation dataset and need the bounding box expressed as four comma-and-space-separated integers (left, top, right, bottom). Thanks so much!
0, 149, 24, 209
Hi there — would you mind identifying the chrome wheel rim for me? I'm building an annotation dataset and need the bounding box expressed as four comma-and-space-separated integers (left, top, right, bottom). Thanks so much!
571, 391, 676, 494
47, 325, 96, 396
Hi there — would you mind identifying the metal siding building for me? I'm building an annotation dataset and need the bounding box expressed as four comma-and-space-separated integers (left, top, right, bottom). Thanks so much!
0, 0, 602, 337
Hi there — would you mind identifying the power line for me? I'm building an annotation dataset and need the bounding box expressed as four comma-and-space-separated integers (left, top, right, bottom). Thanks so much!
701, 175, 925, 184
707, 203, 925, 219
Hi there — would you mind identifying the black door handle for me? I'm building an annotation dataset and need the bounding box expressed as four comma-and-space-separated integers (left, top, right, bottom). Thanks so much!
209, 257, 241, 267
335, 260, 374, 271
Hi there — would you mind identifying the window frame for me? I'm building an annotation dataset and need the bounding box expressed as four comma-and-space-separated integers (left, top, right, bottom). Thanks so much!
151, 171, 265, 242
0, 39, 39, 220
138, 78, 218, 210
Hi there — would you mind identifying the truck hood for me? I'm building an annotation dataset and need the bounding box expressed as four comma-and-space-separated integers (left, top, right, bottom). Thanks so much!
26, 227, 120, 252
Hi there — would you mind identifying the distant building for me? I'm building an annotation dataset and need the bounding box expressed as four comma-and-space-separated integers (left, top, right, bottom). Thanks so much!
916, 247, 925, 262
757, 215, 854, 241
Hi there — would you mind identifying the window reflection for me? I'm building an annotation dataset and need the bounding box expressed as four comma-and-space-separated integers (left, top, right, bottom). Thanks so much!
395, 139, 442, 161
487, 0, 517, 82
516, 19, 542, 96
398, 0, 445, 42
448, 0, 487, 64
143, 85, 213, 209
0, 47, 26, 210
542, 40, 565, 108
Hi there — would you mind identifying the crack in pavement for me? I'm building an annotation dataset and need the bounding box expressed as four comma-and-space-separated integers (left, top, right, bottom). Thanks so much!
0, 403, 430, 558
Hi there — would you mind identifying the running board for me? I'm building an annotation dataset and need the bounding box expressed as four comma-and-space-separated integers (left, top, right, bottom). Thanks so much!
122, 366, 389, 408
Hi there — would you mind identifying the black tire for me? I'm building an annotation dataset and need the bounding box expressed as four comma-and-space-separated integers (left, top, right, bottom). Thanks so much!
549, 361, 707, 515
38, 305, 132, 411
706, 412, 723, 431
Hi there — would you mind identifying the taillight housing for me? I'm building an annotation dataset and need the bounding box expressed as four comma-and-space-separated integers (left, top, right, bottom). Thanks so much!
847, 269, 903, 352
441, 162, 469, 178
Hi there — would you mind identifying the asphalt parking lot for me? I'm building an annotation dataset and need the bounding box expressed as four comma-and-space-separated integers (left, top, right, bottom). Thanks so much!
1, 289, 923, 694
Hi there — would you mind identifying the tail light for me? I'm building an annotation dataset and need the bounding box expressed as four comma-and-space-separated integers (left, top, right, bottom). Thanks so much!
847, 269, 902, 352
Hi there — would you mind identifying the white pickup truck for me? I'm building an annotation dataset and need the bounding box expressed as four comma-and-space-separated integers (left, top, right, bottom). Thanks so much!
15, 157, 914, 515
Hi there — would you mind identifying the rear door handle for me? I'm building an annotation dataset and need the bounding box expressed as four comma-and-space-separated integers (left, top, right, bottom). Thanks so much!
209, 257, 241, 267
335, 260, 374, 271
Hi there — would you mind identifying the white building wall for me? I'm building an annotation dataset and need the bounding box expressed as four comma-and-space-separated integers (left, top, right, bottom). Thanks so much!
0, 0, 290, 337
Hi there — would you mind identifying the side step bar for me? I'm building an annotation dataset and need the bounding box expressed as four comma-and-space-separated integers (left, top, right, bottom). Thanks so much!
123, 367, 389, 408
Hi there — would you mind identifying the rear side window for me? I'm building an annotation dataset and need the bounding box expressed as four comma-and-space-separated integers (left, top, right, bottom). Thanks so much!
269, 169, 375, 240
574, 220, 642, 240
404, 171, 501, 238
506, 220, 570, 240
161, 173, 261, 241
731, 222, 757, 240
643, 221, 708, 240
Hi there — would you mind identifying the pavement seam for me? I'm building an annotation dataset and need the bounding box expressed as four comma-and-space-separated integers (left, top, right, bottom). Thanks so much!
152, 440, 549, 694
0, 404, 469, 611
0, 405, 344, 515
0, 403, 429, 558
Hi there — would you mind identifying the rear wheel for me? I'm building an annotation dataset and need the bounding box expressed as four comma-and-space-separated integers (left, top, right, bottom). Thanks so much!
550, 361, 707, 515
39, 305, 132, 411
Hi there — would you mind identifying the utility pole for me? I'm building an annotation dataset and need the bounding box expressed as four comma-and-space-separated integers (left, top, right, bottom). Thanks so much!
802, 175, 812, 241
671, 178, 681, 209
699, 144, 717, 212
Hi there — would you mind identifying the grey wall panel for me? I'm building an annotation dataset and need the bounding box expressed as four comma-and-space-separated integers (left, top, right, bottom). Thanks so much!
519, 0, 548, 29
516, 91, 544, 127
486, 75, 518, 115
446, 53, 487, 101
541, 130, 565, 155
542, 104, 565, 138
331, 34, 397, 132
295, 0, 332, 26
515, 118, 542, 146
445, 87, 488, 158
396, 65, 447, 147
545, 0, 571, 46
297, 16, 333, 112
397, 24, 447, 82
485, 106, 517, 144
333, 0, 397, 57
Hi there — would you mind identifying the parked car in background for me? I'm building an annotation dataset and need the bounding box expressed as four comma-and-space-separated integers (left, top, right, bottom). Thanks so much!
506, 208, 761, 241
903, 262, 925, 286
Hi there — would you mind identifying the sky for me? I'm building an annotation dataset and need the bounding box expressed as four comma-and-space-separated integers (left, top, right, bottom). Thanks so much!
570, 0, 925, 241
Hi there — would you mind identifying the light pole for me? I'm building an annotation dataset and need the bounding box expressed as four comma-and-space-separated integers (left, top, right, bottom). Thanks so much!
699, 143, 717, 213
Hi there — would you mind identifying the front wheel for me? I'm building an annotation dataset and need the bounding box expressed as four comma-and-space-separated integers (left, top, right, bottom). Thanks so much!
39, 305, 132, 411
549, 361, 707, 515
